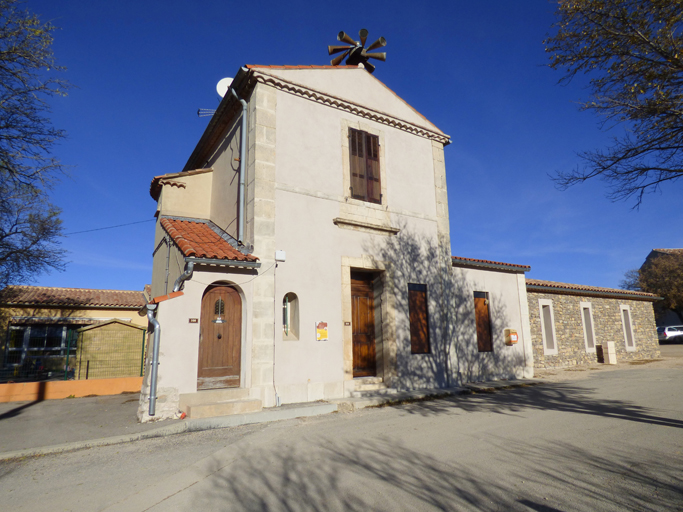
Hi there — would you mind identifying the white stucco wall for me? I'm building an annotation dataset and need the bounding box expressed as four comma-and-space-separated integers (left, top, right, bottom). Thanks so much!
450, 266, 533, 381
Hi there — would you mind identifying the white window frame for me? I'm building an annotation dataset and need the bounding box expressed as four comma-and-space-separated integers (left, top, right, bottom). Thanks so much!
580, 301, 596, 353
538, 299, 558, 356
620, 304, 636, 352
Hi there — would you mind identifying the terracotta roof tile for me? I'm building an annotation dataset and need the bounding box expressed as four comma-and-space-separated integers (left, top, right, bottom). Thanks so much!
149, 168, 213, 201
451, 255, 530, 271
0, 286, 148, 308
526, 279, 658, 300
160, 217, 258, 262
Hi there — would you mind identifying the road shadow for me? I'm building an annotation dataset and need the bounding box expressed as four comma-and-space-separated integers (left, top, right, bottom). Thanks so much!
394, 381, 683, 430
193, 434, 682, 511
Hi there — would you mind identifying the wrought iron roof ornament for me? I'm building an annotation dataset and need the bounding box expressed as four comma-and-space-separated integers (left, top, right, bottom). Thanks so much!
328, 29, 387, 74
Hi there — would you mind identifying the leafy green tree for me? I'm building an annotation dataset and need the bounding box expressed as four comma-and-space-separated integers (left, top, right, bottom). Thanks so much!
0, 0, 69, 286
545, 0, 683, 206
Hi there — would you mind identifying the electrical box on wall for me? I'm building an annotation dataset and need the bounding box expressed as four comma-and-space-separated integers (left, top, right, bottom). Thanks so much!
504, 328, 518, 346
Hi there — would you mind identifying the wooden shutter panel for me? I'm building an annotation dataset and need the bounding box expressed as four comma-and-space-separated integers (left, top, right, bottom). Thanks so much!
408, 284, 430, 354
474, 291, 492, 352
349, 129, 366, 200
365, 133, 380, 203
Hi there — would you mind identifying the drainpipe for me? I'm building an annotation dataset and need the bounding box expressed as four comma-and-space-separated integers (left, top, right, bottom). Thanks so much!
173, 261, 195, 293
146, 304, 161, 416
230, 87, 247, 244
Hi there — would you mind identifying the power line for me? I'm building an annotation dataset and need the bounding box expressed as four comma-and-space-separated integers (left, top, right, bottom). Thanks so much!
63, 219, 155, 236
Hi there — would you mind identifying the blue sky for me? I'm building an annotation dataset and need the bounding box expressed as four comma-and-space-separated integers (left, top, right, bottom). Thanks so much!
24, 0, 683, 292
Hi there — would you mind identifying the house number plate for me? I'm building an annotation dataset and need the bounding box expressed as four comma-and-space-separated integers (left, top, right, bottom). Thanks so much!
189, 318, 198, 323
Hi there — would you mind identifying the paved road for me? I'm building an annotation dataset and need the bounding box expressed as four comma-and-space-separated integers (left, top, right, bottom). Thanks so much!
1, 366, 682, 511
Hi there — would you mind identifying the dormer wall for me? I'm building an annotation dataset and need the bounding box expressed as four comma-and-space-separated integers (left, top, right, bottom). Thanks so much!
206, 114, 242, 240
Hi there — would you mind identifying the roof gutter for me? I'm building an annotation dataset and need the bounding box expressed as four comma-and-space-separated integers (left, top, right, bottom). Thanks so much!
185, 257, 261, 269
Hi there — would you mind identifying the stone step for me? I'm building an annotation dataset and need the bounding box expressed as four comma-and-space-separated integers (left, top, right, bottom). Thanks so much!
351, 387, 399, 398
354, 382, 391, 392
186, 398, 262, 419
354, 377, 383, 385
179, 388, 250, 412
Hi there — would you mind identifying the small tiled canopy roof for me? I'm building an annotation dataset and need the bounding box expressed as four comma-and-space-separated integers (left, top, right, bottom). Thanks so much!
0, 286, 148, 308
451, 255, 530, 272
160, 217, 258, 262
526, 279, 659, 300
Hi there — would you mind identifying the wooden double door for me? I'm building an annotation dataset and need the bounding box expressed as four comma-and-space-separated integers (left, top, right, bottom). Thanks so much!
352, 272, 379, 377
198, 285, 241, 390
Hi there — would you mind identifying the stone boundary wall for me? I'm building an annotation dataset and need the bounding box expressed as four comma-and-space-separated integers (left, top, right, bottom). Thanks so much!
527, 292, 660, 369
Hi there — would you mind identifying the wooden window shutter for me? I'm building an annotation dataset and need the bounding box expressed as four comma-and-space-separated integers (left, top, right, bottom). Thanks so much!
474, 291, 492, 352
349, 129, 366, 200
365, 133, 381, 203
408, 284, 430, 354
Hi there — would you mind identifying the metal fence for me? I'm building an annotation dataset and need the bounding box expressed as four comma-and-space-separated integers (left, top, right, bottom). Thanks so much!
1, 326, 146, 384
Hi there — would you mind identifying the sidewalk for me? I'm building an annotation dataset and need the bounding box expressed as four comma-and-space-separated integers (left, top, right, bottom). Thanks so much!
0, 379, 540, 461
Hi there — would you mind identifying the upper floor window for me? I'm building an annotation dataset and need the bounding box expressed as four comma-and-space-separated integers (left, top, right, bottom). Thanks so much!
349, 128, 381, 204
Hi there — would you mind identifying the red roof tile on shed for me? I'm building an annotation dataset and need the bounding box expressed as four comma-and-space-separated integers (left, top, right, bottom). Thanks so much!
451, 255, 530, 271
0, 286, 147, 308
160, 217, 258, 262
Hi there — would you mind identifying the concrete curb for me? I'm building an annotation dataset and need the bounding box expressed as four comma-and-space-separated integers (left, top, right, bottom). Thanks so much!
0, 402, 338, 461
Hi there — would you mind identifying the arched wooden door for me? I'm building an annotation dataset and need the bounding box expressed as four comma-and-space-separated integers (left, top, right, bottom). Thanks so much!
198, 285, 241, 390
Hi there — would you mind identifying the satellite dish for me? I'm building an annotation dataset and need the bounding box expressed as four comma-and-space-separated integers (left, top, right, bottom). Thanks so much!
216, 77, 233, 98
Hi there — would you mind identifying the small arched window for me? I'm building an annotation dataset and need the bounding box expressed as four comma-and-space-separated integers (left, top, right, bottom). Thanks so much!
214, 299, 225, 315
282, 292, 299, 341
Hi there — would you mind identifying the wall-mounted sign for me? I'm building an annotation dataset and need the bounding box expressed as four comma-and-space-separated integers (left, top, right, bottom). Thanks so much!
344, 321, 351, 326
189, 318, 198, 324
316, 321, 328, 341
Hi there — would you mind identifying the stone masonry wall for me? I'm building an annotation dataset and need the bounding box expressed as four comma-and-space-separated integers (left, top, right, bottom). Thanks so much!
527, 292, 660, 369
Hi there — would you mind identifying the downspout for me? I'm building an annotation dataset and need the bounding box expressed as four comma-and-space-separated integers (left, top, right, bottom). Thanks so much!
144, 260, 194, 416
173, 260, 195, 293
146, 304, 161, 416
230, 87, 247, 244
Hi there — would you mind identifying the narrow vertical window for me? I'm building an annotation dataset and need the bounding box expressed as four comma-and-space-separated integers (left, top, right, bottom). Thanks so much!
580, 302, 596, 352
349, 128, 381, 204
539, 299, 557, 355
474, 291, 493, 352
621, 305, 635, 351
282, 293, 299, 341
408, 284, 429, 354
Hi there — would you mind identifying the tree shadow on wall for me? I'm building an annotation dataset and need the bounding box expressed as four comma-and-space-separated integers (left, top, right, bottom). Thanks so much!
362, 223, 524, 389
192, 433, 683, 511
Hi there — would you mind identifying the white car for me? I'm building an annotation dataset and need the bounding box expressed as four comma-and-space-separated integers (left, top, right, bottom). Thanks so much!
657, 326, 683, 343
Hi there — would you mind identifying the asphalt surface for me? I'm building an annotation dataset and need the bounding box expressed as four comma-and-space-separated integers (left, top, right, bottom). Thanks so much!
0, 393, 161, 453
0, 353, 681, 512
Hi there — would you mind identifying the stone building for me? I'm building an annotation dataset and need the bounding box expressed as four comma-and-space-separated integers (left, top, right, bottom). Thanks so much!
139, 64, 533, 421
526, 279, 660, 369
